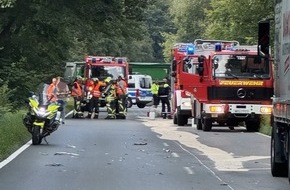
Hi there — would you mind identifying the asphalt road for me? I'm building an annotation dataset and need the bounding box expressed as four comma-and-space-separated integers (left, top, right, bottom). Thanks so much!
0, 106, 289, 190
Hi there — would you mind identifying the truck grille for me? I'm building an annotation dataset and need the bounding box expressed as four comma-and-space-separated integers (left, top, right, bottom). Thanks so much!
208, 87, 273, 100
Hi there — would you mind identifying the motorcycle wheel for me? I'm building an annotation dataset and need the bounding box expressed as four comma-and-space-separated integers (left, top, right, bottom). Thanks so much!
32, 126, 42, 145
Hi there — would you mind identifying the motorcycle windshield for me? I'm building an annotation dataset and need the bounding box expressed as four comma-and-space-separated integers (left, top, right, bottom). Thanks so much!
34, 83, 50, 105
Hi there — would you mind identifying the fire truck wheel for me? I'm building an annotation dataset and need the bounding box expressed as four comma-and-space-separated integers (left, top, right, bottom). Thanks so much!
173, 114, 177, 124
229, 126, 234, 130
245, 120, 260, 132
202, 118, 212, 131
177, 114, 186, 126
196, 119, 202, 130
271, 122, 288, 177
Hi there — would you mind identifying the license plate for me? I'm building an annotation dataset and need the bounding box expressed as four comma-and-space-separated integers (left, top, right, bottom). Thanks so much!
211, 114, 218, 118
233, 109, 250, 113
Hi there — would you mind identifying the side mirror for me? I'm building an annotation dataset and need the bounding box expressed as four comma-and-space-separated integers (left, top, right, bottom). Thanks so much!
212, 58, 219, 70
197, 67, 204, 76
172, 60, 176, 71
197, 55, 206, 76
29, 91, 35, 97
198, 55, 206, 63
214, 62, 218, 70
258, 21, 270, 55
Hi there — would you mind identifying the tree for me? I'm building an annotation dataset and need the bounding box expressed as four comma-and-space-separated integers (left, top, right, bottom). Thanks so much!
144, 0, 175, 62
162, 0, 210, 62
0, 0, 154, 107
205, 0, 274, 44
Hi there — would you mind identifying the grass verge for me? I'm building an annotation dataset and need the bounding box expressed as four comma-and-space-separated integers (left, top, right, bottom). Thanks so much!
0, 111, 31, 162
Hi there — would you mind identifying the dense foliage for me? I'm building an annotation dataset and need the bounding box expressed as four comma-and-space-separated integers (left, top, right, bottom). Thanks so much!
0, 0, 274, 110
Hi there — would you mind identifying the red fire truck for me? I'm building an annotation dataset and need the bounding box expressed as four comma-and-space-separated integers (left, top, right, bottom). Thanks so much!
84, 56, 129, 108
172, 39, 273, 131
171, 43, 195, 126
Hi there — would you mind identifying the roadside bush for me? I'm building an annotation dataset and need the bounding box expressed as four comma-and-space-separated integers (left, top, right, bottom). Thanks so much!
0, 111, 31, 161
259, 115, 272, 136
0, 83, 13, 117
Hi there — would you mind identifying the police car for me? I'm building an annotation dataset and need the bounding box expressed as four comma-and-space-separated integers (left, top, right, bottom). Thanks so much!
127, 74, 153, 108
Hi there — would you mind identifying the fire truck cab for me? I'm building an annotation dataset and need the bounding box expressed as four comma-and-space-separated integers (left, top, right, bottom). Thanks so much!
84, 56, 129, 108
173, 40, 273, 131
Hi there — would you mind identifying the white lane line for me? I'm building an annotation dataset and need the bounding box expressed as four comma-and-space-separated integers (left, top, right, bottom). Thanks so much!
184, 167, 194, 174
171, 152, 180, 158
0, 140, 31, 169
175, 141, 235, 190
163, 142, 169, 147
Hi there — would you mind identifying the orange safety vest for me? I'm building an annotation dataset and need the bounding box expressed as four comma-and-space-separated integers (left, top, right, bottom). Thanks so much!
91, 81, 106, 98
92, 84, 101, 98
117, 80, 127, 95
47, 83, 57, 102
71, 82, 82, 97
86, 79, 95, 92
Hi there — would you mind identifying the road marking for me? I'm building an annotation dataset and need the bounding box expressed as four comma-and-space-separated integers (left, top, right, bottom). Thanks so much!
183, 167, 194, 174
176, 142, 235, 190
0, 140, 31, 169
163, 142, 169, 147
171, 152, 180, 158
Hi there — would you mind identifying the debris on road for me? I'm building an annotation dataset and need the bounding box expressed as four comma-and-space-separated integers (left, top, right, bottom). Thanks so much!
65, 144, 76, 149
54, 152, 79, 156
133, 142, 147, 145
45, 163, 63, 167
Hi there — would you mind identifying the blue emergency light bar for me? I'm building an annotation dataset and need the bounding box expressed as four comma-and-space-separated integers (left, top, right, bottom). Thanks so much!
215, 43, 239, 51
215, 43, 222, 51
176, 43, 195, 55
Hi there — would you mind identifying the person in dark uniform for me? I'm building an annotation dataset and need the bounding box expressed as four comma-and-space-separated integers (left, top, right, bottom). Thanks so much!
158, 79, 171, 119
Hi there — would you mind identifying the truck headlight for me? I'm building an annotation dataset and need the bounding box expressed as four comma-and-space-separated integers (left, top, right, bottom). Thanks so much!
209, 106, 223, 113
260, 107, 272, 114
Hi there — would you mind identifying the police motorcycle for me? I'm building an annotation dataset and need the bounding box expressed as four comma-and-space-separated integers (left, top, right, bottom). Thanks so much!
23, 83, 62, 145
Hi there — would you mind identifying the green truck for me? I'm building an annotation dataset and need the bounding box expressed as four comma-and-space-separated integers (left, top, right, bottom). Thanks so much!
129, 62, 170, 81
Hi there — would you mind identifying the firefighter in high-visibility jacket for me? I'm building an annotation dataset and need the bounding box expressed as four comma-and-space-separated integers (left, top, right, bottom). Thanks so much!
87, 78, 106, 119
104, 78, 117, 119
71, 76, 84, 118
116, 76, 127, 119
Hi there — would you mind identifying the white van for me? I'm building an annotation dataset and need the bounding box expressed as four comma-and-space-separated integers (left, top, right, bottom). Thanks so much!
127, 74, 153, 108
